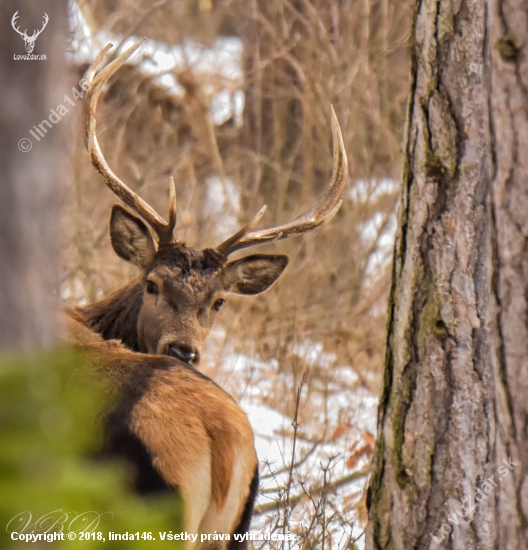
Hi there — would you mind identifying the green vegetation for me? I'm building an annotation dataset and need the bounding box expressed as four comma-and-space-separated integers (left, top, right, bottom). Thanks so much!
0, 348, 181, 549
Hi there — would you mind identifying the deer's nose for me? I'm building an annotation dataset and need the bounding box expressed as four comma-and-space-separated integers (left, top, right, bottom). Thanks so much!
168, 342, 200, 365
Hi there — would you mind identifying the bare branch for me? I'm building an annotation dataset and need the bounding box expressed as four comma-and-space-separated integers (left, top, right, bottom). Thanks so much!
254, 466, 371, 516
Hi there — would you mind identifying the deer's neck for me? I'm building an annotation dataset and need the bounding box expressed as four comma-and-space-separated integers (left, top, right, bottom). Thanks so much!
75, 279, 144, 352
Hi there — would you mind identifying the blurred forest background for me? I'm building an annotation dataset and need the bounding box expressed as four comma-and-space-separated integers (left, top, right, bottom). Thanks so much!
3, 0, 414, 548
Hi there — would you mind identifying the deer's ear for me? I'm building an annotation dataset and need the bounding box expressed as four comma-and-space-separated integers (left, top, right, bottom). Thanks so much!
221, 254, 289, 295
110, 205, 156, 268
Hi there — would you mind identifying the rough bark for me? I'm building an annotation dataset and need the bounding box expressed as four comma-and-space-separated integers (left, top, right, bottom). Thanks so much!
0, 0, 67, 350
366, 0, 528, 548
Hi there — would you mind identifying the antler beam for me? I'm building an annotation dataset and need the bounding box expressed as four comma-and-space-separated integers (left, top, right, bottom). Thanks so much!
85, 42, 347, 251
83, 40, 178, 244
216, 106, 348, 256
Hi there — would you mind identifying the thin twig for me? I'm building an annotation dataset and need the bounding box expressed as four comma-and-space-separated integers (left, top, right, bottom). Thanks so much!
255, 466, 371, 515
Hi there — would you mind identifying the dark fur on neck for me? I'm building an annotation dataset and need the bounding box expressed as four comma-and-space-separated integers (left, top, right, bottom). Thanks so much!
74, 279, 144, 351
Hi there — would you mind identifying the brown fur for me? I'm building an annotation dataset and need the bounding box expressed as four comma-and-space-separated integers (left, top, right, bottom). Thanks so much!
131, 367, 257, 518
64, 311, 258, 547
73, 280, 143, 352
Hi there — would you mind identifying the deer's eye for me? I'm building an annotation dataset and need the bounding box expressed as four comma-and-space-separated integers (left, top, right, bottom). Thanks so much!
146, 280, 158, 295
213, 298, 225, 311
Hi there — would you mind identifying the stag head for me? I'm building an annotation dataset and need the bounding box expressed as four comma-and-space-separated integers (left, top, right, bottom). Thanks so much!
82, 41, 348, 365
107, 205, 289, 363
11, 11, 49, 54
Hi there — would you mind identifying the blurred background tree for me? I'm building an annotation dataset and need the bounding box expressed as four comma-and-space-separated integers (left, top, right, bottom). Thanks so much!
0, 0, 66, 349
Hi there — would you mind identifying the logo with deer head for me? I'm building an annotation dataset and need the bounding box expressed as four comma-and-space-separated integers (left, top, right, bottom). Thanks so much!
11, 11, 49, 54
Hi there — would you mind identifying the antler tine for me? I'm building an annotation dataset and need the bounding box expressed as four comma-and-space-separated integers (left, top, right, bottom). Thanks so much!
32, 13, 49, 39
216, 206, 267, 256
84, 39, 177, 244
168, 177, 177, 233
11, 11, 26, 37
216, 106, 348, 256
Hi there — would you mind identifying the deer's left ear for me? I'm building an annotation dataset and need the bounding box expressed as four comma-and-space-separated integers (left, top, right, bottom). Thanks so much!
221, 254, 289, 295
110, 204, 156, 269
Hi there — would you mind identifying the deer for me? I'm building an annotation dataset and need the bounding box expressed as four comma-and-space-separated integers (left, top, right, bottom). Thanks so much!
69, 40, 347, 548
65, 309, 258, 549
11, 11, 49, 54
75, 39, 348, 367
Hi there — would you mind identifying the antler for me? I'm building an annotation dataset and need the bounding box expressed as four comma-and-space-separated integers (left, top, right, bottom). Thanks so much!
83, 40, 178, 244
216, 107, 348, 256
11, 11, 49, 40
31, 13, 49, 40
11, 11, 28, 39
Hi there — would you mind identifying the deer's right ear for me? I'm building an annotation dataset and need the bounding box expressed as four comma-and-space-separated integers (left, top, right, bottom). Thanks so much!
110, 205, 156, 268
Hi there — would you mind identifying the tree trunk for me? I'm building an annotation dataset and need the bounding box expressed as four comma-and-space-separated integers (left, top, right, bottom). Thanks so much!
0, 0, 67, 350
367, 0, 528, 547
